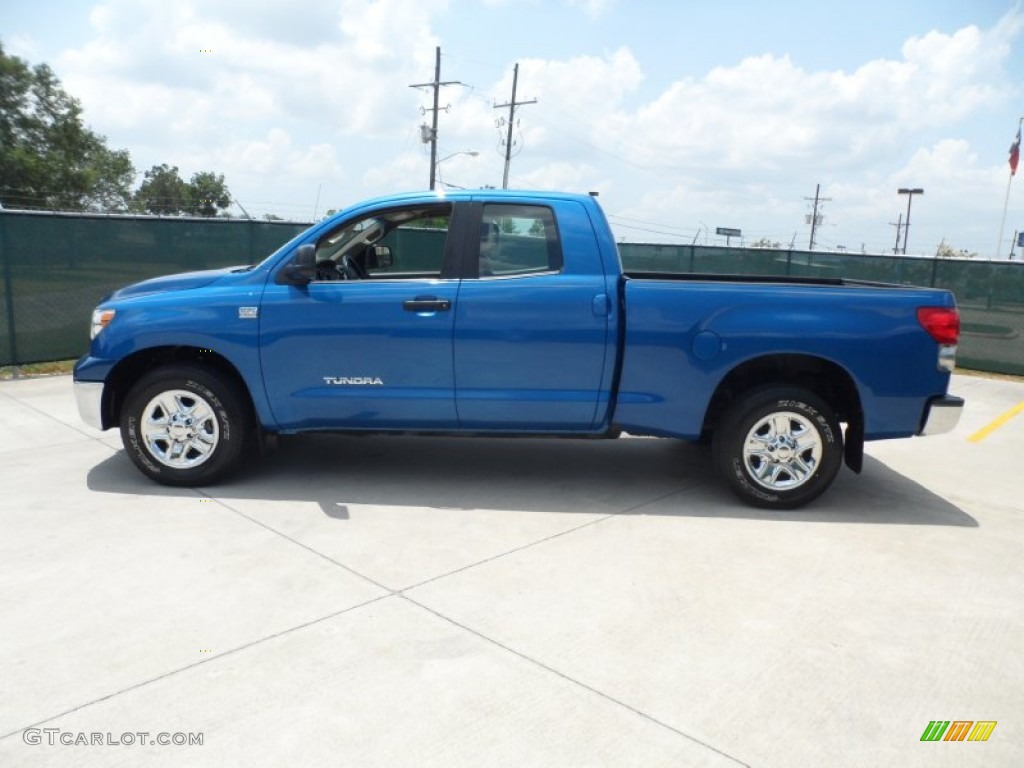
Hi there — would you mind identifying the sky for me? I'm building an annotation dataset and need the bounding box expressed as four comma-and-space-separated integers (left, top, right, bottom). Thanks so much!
5, 0, 1024, 257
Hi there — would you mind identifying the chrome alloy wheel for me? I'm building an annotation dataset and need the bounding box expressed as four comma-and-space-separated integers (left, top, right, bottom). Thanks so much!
139, 389, 219, 469
742, 411, 823, 491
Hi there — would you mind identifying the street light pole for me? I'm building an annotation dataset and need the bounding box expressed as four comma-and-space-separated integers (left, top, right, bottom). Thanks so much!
897, 187, 923, 255
434, 151, 479, 189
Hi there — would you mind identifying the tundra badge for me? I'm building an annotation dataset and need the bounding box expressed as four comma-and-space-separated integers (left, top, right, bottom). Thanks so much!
323, 376, 385, 386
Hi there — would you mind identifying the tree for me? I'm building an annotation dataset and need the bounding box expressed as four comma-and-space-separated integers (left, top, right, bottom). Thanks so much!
935, 243, 976, 259
186, 171, 230, 217
0, 42, 135, 211
133, 166, 232, 217
133, 164, 189, 215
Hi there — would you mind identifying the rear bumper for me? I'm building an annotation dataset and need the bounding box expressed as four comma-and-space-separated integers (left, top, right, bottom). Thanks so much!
918, 395, 964, 436
74, 380, 106, 431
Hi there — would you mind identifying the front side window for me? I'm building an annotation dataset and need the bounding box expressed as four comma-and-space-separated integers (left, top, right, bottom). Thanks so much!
312, 205, 452, 281
478, 204, 562, 278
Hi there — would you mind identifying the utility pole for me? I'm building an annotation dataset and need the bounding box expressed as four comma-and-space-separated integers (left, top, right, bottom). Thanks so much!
897, 187, 923, 254
494, 63, 537, 189
890, 212, 903, 254
805, 183, 830, 250
409, 47, 463, 190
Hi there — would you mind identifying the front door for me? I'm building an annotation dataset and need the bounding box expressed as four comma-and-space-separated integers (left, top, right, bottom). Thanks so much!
260, 203, 461, 430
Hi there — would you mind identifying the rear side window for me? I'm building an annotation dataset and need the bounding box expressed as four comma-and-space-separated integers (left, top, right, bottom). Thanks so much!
479, 204, 562, 278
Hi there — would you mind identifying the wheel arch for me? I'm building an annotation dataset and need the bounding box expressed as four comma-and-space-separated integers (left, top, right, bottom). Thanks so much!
702, 353, 865, 472
102, 346, 257, 431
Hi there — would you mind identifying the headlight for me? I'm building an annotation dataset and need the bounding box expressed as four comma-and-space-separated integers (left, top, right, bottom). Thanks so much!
90, 308, 116, 339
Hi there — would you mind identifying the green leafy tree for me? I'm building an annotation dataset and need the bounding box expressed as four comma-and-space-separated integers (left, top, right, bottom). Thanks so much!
0, 42, 136, 211
186, 171, 231, 217
133, 166, 233, 217
133, 163, 189, 215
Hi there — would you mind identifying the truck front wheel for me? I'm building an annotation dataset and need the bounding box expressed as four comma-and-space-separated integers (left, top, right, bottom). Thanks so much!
712, 386, 843, 509
120, 364, 251, 486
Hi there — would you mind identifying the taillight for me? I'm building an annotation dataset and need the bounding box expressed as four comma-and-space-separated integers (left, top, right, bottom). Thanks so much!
917, 307, 959, 345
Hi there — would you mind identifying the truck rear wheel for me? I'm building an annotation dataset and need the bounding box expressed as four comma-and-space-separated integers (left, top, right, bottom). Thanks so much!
120, 364, 252, 486
712, 386, 842, 509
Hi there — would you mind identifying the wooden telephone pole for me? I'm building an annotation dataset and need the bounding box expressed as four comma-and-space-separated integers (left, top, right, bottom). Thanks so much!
494, 63, 537, 189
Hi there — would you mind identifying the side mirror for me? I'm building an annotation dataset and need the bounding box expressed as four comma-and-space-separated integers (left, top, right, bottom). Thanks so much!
367, 245, 392, 270
281, 243, 317, 284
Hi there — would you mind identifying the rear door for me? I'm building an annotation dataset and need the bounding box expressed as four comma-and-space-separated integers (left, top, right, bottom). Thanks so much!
260, 203, 465, 430
453, 200, 612, 430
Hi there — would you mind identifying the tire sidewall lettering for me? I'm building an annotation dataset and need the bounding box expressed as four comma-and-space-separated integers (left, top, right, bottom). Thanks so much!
714, 387, 844, 510
120, 365, 250, 486
126, 414, 162, 475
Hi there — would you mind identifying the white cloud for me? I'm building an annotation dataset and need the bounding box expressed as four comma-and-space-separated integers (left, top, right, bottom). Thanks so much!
6, 35, 40, 59
481, 0, 617, 14
510, 160, 606, 192
59, 0, 448, 140
213, 129, 343, 180
361, 151, 426, 191
604, 14, 1019, 176
565, 0, 617, 19
30, 2, 1024, 253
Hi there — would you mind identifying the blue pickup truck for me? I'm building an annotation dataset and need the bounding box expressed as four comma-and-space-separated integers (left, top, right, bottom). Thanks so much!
74, 190, 963, 509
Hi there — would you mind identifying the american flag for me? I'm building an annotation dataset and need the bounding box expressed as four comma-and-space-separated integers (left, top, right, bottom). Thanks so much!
1011, 124, 1021, 176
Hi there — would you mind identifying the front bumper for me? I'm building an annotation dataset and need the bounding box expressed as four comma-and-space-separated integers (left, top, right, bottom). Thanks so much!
74, 380, 106, 431
918, 395, 964, 436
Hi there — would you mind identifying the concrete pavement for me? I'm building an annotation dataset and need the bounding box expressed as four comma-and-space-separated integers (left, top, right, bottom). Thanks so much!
0, 372, 1021, 766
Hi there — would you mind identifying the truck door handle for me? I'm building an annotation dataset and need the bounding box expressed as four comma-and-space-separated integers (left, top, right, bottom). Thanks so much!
403, 298, 451, 312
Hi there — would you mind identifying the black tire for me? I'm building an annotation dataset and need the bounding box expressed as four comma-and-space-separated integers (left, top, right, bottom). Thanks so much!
712, 386, 843, 510
120, 364, 252, 486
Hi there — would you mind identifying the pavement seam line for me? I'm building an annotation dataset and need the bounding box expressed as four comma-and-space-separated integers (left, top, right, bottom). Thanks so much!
402, 595, 751, 768
0, 381, 117, 447
0, 593, 395, 742
399, 484, 700, 593
203, 492, 394, 593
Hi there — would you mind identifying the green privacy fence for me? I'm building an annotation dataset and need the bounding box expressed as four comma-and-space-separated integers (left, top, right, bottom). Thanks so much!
1, 210, 1022, 375
620, 243, 1024, 376
0, 211, 308, 366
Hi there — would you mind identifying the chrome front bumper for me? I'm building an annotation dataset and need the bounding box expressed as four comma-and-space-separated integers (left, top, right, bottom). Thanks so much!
919, 395, 964, 436
74, 380, 106, 431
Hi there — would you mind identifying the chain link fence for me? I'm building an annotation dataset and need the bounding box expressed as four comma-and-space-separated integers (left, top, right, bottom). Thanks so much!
1, 211, 1022, 375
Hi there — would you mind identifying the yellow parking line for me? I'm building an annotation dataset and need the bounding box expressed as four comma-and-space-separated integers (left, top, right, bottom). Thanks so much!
968, 401, 1024, 443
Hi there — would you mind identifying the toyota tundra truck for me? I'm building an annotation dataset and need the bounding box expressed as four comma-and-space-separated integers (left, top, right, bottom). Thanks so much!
73, 190, 963, 509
